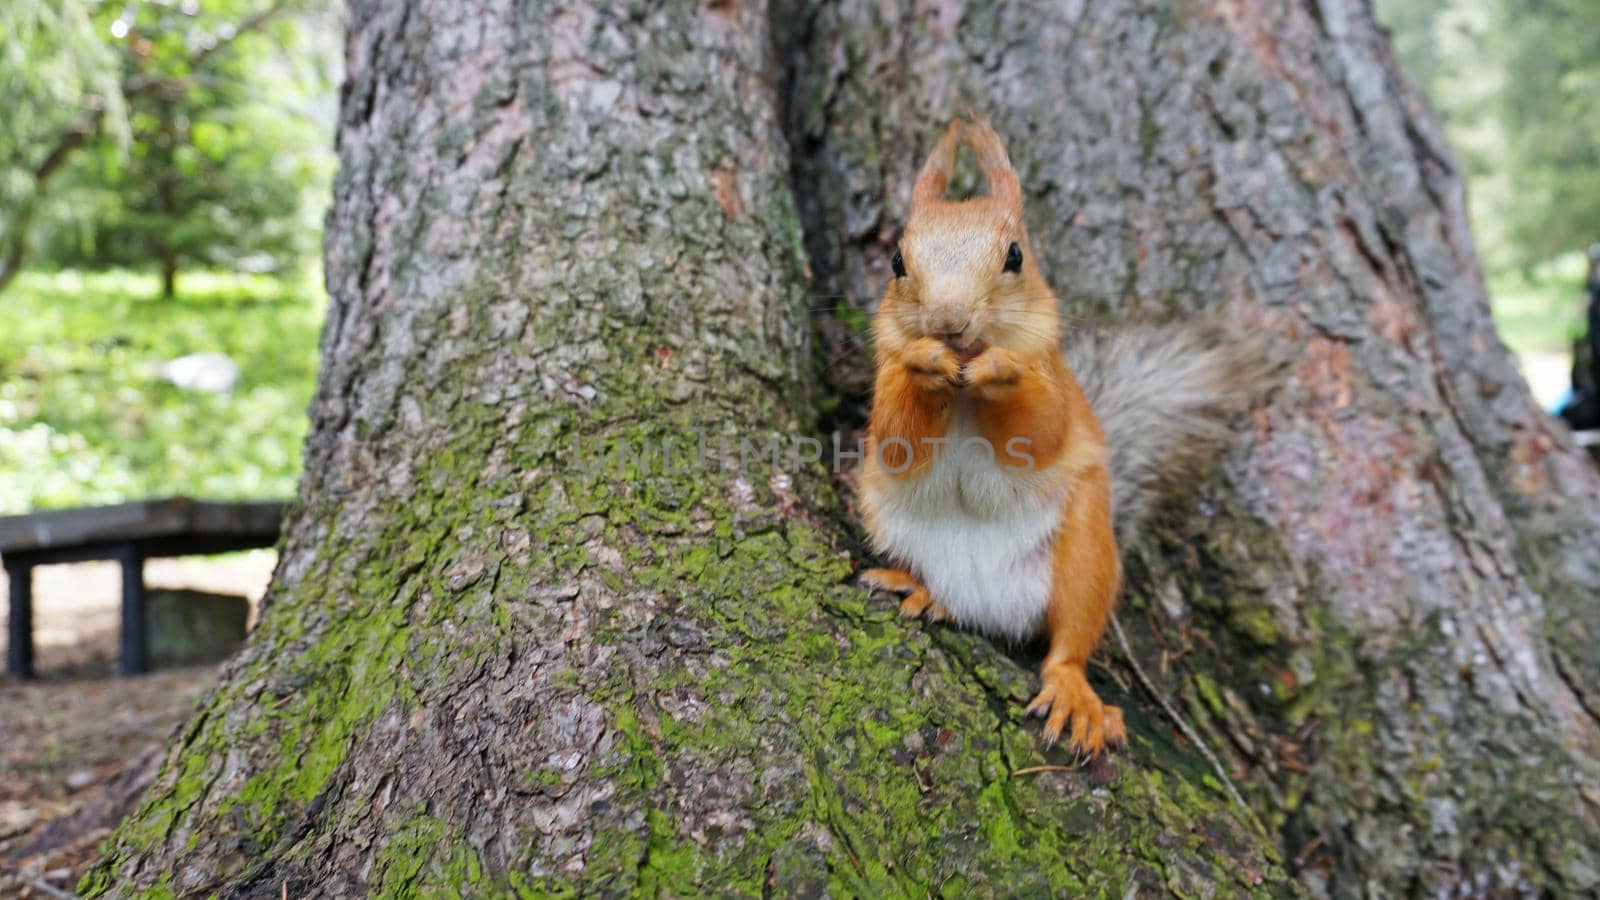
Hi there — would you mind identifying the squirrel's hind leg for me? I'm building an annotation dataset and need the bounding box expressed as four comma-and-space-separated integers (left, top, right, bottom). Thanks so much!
1029, 465, 1127, 756
859, 567, 952, 622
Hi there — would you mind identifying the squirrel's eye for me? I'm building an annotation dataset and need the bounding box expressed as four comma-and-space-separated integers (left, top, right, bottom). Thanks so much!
1004, 242, 1023, 274
891, 249, 906, 279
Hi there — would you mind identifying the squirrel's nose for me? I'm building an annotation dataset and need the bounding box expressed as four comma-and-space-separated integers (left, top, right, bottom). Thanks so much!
929, 311, 972, 346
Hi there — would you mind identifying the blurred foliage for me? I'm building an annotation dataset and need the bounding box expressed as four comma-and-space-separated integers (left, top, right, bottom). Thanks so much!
1377, 0, 1600, 272
0, 2, 127, 170
0, 0, 336, 293
0, 269, 323, 514
1, 1, 125, 290
1486, 250, 1589, 354
1377, 0, 1599, 352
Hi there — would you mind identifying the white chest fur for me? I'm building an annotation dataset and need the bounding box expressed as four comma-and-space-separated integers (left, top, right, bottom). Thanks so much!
864, 402, 1066, 641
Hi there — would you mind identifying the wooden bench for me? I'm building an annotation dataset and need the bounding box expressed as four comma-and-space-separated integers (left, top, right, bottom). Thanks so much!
0, 498, 285, 678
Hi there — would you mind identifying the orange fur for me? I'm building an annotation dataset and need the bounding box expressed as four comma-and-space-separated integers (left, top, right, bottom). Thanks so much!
859, 567, 951, 621
859, 117, 1125, 755
866, 338, 958, 474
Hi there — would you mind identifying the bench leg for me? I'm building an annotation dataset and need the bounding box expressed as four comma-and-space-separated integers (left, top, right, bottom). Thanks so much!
119, 548, 148, 676
6, 562, 33, 679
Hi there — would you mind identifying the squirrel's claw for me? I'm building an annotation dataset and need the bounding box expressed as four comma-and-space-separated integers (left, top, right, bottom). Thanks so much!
897, 589, 951, 622
859, 568, 951, 622
1028, 665, 1127, 757
961, 346, 1022, 392
1024, 681, 1056, 718
901, 337, 962, 391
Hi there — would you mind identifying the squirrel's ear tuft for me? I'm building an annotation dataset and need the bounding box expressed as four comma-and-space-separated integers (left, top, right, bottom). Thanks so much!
911, 120, 963, 215
911, 117, 1023, 216
959, 118, 1022, 212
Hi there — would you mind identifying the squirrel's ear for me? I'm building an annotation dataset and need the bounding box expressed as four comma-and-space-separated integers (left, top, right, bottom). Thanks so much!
960, 118, 1022, 212
911, 120, 962, 214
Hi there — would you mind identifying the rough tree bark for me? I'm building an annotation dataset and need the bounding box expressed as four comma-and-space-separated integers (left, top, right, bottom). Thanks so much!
86, 0, 1600, 896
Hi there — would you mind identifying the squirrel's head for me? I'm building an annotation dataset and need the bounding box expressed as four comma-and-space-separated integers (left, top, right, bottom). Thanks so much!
876, 117, 1057, 359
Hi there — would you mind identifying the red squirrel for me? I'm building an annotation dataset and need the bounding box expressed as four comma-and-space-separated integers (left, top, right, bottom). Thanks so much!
859, 117, 1262, 756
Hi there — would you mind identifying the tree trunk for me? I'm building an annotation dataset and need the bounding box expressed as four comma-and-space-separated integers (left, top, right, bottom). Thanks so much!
0, 119, 95, 297
0, 234, 25, 296
158, 155, 180, 300
160, 251, 179, 300
86, 0, 1600, 896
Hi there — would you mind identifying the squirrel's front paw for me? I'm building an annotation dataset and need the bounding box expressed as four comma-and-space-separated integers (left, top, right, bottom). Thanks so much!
901, 338, 962, 391
962, 346, 1022, 392
1026, 663, 1127, 757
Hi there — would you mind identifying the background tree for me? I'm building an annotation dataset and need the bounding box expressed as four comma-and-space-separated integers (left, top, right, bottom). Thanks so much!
1377, 0, 1600, 270
1491, 0, 1600, 266
0, 0, 333, 295
84, 0, 1600, 895
0, 0, 126, 294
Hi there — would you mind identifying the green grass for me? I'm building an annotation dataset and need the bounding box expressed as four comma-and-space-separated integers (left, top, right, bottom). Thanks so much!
1487, 250, 1589, 355
0, 269, 325, 515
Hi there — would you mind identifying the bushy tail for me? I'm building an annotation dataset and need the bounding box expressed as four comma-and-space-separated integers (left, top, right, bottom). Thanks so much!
1063, 323, 1272, 542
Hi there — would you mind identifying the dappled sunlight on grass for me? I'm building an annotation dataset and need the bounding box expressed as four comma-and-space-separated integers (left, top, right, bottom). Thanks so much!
0, 269, 325, 514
